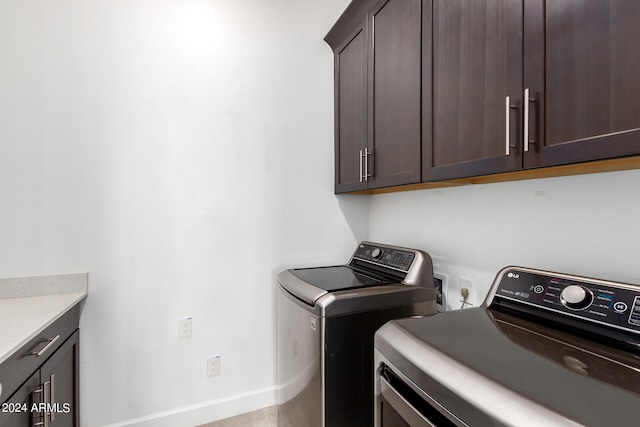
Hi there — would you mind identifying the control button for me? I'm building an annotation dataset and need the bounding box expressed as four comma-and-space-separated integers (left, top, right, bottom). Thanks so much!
371, 248, 384, 260
560, 285, 594, 310
562, 286, 587, 304
613, 302, 628, 314
533, 285, 545, 294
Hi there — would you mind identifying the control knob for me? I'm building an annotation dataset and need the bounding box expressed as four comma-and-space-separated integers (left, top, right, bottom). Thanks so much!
560, 285, 593, 310
371, 248, 384, 260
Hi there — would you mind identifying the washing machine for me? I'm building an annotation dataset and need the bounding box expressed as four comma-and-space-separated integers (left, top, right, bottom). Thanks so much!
277, 241, 437, 427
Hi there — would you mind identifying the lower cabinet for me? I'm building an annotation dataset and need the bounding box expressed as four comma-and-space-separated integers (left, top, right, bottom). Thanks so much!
39, 330, 80, 427
0, 303, 80, 427
0, 373, 40, 427
1, 330, 79, 427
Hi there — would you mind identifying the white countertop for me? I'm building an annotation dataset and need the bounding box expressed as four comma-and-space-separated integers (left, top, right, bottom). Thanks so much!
0, 273, 88, 399
0, 292, 87, 365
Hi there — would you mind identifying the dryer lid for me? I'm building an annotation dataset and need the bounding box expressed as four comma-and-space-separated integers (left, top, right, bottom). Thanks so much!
375, 308, 640, 427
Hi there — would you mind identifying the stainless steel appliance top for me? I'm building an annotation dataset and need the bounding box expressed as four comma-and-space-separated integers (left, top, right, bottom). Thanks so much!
375, 266, 640, 427
278, 241, 435, 316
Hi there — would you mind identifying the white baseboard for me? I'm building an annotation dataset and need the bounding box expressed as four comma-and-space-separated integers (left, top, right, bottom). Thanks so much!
102, 386, 277, 427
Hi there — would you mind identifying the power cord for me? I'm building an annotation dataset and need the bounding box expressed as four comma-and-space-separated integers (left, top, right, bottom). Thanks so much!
460, 287, 470, 309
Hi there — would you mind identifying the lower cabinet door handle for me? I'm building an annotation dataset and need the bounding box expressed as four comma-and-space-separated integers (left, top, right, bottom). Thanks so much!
44, 380, 51, 427
50, 374, 55, 422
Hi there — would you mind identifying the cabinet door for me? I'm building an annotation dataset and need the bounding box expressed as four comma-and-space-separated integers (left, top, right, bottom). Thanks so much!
334, 22, 369, 193
39, 330, 79, 427
524, 0, 640, 168
368, 0, 422, 189
0, 372, 41, 427
425, 0, 523, 181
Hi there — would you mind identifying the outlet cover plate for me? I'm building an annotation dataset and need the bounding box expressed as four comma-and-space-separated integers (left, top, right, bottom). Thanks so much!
207, 355, 221, 377
179, 317, 192, 338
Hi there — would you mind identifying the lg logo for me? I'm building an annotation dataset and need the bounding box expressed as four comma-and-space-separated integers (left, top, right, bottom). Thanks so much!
507, 272, 520, 279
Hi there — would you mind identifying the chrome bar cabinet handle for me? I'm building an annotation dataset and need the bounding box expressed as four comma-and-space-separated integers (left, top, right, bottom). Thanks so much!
364, 148, 371, 181
43, 380, 50, 427
29, 335, 60, 357
50, 374, 55, 422
524, 88, 535, 152
505, 96, 511, 155
32, 386, 44, 427
505, 96, 517, 156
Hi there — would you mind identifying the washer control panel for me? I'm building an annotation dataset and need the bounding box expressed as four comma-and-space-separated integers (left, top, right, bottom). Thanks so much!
490, 267, 640, 335
352, 243, 415, 272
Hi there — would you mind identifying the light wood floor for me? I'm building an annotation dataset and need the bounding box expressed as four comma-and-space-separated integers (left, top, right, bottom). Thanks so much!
196, 406, 277, 427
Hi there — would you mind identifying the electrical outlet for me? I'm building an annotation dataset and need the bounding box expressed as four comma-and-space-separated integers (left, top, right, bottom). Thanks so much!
207, 355, 221, 377
178, 317, 192, 338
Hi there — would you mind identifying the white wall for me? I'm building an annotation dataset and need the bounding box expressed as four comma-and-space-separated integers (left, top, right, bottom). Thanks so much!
369, 170, 640, 310
9, 0, 639, 424
0, 0, 360, 426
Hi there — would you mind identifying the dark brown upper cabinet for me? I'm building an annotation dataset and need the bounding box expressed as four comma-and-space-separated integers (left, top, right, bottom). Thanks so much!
326, 0, 423, 193
424, 0, 640, 182
524, 0, 640, 169
332, 21, 369, 193
424, 0, 523, 181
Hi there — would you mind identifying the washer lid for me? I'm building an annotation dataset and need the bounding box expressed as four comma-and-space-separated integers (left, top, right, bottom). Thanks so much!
289, 266, 389, 292
277, 266, 390, 306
